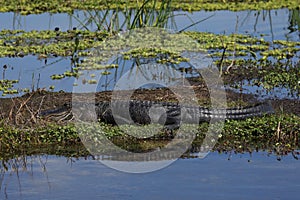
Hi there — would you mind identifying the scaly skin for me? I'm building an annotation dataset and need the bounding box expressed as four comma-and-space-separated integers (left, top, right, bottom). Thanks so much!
39, 100, 274, 129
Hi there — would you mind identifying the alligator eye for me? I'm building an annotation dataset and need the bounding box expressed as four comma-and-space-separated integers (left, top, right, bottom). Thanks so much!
54, 27, 60, 32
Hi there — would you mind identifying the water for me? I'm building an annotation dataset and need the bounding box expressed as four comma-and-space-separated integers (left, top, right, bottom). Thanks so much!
0, 9, 299, 98
1, 152, 299, 200
0, 56, 74, 93
0, 9, 298, 41
1, 8, 299, 200
228, 79, 300, 100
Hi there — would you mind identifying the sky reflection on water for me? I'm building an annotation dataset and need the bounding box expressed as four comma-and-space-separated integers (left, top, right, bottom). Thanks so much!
1, 152, 300, 200
0, 9, 299, 98
0, 9, 298, 41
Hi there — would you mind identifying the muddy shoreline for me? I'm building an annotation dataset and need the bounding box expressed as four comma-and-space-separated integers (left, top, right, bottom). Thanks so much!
0, 87, 299, 126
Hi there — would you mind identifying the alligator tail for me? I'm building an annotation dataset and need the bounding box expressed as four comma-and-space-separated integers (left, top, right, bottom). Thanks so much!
206, 101, 274, 120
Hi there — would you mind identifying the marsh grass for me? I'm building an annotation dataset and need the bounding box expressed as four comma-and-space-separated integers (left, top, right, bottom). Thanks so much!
73, 0, 176, 32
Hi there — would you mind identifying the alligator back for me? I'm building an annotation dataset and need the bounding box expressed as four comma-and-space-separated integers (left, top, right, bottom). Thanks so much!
39, 100, 274, 129
94, 100, 274, 129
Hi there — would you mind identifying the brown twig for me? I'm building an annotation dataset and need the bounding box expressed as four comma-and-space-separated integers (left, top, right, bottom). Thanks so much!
37, 95, 45, 115
226, 15, 239, 73
24, 104, 37, 125
14, 92, 34, 125
9, 98, 17, 121
276, 121, 281, 141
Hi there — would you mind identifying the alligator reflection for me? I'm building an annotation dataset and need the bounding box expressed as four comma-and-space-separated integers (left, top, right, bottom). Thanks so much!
1, 141, 299, 167
1, 143, 300, 199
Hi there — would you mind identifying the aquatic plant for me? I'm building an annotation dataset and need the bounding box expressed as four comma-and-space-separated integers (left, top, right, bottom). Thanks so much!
74, 0, 175, 32
185, 31, 300, 96
0, 112, 299, 161
0, 79, 19, 95
0, 0, 299, 15
1, 27, 299, 96
288, 8, 300, 35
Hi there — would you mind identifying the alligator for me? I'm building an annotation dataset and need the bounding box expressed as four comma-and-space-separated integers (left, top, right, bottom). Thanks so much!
39, 100, 274, 130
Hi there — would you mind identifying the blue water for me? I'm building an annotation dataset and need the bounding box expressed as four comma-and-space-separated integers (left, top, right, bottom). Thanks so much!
0, 9, 298, 41
0, 9, 299, 98
0, 8, 299, 200
1, 152, 300, 200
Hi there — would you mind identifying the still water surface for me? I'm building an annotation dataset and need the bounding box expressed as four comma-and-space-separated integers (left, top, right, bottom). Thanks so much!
1, 9, 297, 41
0, 8, 299, 200
1, 152, 299, 200
0, 9, 299, 99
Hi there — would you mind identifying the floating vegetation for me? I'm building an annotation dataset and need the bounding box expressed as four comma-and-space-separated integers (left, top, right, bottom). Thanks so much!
0, 28, 298, 61
101, 70, 111, 75
0, 79, 19, 95
123, 47, 190, 64
0, 0, 299, 15
0, 28, 299, 96
87, 79, 98, 84
2, 29, 299, 62
0, 27, 299, 96
184, 31, 300, 59
185, 31, 300, 96
0, 29, 109, 58
50, 74, 65, 80
256, 64, 300, 93
77, 63, 118, 70
0, 113, 299, 160
64, 70, 78, 77
50, 70, 79, 80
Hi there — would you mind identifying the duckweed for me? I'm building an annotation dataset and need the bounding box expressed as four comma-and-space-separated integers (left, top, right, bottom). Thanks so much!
0, 79, 19, 94
0, 28, 299, 96
0, 0, 299, 15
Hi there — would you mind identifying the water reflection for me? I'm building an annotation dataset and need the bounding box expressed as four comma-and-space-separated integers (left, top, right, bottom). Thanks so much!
0, 9, 299, 41
0, 8, 299, 99
1, 151, 300, 200
288, 8, 300, 38
1, 47, 298, 99
0, 56, 74, 95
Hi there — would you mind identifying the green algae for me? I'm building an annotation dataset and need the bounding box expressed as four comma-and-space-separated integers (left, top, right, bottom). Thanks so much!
0, 29, 109, 58
0, 79, 19, 95
0, 0, 299, 15
0, 28, 299, 96
185, 31, 300, 96
2, 29, 299, 61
